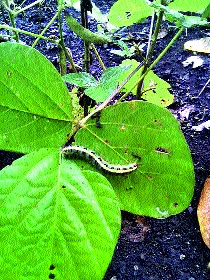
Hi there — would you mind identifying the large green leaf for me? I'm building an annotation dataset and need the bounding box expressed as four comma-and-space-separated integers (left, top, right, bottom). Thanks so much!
71, 101, 195, 218
0, 42, 72, 153
0, 148, 121, 279
108, 0, 153, 27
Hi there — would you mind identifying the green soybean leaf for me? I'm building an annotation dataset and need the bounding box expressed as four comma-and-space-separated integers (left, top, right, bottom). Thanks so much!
85, 66, 128, 103
63, 72, 98, 88
110, 40, 136, 57
108, 0, 153, 27
151, 2, 209, 27
0, 148, 121, 279
119, 59, 173, 107
0, 42, 72, 153
168, 0, 210, 13
63, 67, 127, 103
202, 4, 210, 19
72, 101, 195, 218
65, 14, 111, 44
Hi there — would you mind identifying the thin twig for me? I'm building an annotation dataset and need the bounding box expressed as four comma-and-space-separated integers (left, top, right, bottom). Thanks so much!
192, 77, 210, 99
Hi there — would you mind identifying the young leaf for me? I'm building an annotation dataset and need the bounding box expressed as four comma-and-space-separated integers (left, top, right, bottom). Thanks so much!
65, 14, 111, 44
0, 42, 72, 153
108, 0, 153, 27
0, 148, 121, 279
84, 66, 127, 103
72, 101, 195, 218
119, 59, 173, 107
197, 176, 210, 249
63, 72, 98, 88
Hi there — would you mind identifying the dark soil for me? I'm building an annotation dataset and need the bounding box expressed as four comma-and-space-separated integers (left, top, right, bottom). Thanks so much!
0, 1, 209, 279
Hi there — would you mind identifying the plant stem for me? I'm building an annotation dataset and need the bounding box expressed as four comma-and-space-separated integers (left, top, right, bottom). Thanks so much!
57, 4, 78, 73
57, 9, 67, 75
13, 0, 43, 17
4, 0, 19, 42
32, 11, 59, 47
80, 0, 93, 117
90, 43, 106, 71
0, 25, 59, 44
129, 26, 184, 96
136, 8, 164, 99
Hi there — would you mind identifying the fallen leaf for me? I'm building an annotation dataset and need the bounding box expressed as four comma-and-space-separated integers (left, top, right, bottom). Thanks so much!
192, 120, 210, 131
197, 177, 210, 249
178, 105, 195, 121
184, 37, 210, 54
182, 55, 204, 68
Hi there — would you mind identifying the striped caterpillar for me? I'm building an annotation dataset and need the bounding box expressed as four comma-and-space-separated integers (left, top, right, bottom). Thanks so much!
62, 146, 138, 174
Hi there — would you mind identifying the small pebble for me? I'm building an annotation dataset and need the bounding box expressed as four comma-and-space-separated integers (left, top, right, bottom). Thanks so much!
180, 254, 186, 260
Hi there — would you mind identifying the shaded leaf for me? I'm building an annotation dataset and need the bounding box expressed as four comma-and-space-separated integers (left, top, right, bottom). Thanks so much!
0, 149, 121, 279
197, 177, 210, 249
72, 101, 195, 218
110, 40, 136, 57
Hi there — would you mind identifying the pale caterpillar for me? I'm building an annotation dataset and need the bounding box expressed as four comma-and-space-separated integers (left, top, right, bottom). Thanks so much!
62, 146, 138, 174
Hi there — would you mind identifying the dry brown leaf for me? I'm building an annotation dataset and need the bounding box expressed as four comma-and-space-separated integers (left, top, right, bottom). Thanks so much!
184, 37, 210, 54
197, 176, 210, 248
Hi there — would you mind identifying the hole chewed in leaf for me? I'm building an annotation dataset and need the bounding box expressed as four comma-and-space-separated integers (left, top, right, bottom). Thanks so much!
173, 202, 179, 208
49, 273, 55, 279
132, 153, 142, 161
125, 11, 131, 19
153, 119, 162, 127
155, 147, 169, 155
49, 264, 55, 270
